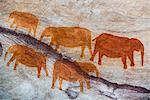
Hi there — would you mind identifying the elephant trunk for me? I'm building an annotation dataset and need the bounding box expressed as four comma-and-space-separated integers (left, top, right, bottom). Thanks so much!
141, 47, 144, 66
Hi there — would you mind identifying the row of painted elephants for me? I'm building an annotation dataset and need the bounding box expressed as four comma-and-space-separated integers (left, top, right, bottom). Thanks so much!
8, 11, 144, 69
2, 11, 145, 92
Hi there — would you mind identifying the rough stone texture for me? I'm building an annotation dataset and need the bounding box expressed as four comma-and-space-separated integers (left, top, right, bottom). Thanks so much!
0, 0, 150, 100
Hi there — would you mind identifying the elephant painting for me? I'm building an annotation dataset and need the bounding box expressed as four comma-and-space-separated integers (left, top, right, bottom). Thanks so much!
4, 45, 48, 78
90, 33, 144, 69
51, 59, 90, 92
39, 26, 92, 57
8, 11, 39, 37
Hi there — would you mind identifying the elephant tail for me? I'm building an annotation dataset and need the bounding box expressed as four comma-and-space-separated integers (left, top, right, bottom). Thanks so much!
92, 33, 105, 41
141, 47, 144, 66
92, 36, 99, 41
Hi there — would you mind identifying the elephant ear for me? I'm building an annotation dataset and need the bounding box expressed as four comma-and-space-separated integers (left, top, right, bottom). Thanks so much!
130, 38, 142, 51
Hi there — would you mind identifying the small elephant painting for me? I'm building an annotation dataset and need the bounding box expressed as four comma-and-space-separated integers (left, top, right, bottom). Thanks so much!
0, 0, 150, 100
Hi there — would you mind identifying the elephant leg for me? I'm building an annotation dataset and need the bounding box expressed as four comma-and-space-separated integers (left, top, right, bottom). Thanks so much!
14, 61, 19, 70
55, 45, 60, 51
87, 43, 92, 57
80, 46, 85, 58
90, 49, 98, 61
33, 28, 36, 37
79, 80, 83, 92
121, 55, 127, 69
59, 78, 63, 90
86, 80, 90, 89
39, 34, 44, 42
51, 72, 58, 89
43, 66, 49, 76
98, 51, 103, 65
96, 70, 100, 77
37, 67, 42, 78
128, 52, 135, 66
6, 54, 16, 67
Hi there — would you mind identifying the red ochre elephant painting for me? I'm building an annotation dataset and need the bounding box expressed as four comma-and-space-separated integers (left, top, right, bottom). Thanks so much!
90, 33, 144, 69
8, 11, 39, 37
39, 26, 92, 58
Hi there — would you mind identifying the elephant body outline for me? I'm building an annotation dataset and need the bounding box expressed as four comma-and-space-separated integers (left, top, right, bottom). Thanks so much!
90, 33, 144, 69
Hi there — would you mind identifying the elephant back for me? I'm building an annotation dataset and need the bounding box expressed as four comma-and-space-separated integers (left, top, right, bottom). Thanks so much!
53, 27, 91, 47
95, 33, 130, 52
